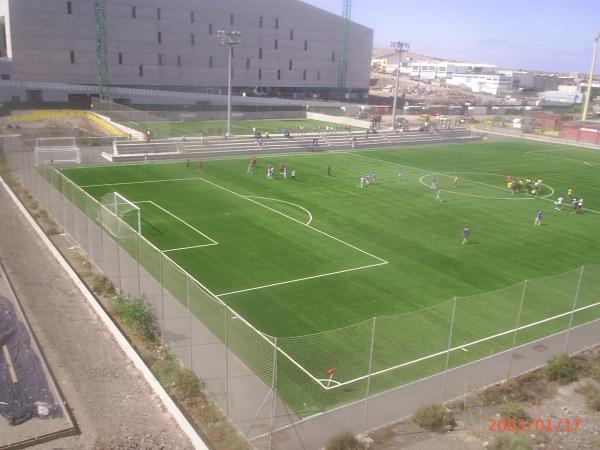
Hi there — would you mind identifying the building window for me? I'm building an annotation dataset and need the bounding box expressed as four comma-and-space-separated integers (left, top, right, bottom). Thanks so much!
274, 39, 278, 50
246, 58, 250, 69
303, 70, 306, 81
289, 59, 292, 70
131, 6, 136, 19
230, 14, 234, 26
277, 69, 281, 80
304, 40, 308, 51
190, 11, 195, 23
259, 48, 262, 59
177, 55, 182, 67
157, 31, 162, 43
70, 50, 75, 64
331, 51, 335, 62
209, 56, 213, 68
290, 29, 294, 40
118, 52, 123, 65
258, 69, 262, 80
259, 16, 263, 28
1, 74, 9, 80
139, 65, 143, 77
158, 54, 163, 66
275, 18, 279, 29
67, 1, 72, 14
209, 24, 213, 35
157, 8, 161, 20
317, 70, 320, 81
190, 33, 195, 45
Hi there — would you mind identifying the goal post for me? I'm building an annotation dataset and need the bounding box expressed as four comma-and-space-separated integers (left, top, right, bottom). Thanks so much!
35, 137, 81, 166
99, 192, 141, 236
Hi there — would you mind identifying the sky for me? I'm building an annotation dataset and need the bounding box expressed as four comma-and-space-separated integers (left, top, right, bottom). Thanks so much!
302, 0, 600, 73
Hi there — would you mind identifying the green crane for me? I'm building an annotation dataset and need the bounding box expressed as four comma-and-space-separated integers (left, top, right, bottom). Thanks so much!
95, 0, 108, 99
337, 0, 352, 92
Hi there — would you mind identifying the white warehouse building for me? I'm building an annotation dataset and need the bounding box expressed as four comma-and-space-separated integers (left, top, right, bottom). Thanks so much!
446, 73, 514, 96
0, 0, 373, 104
409, 61, 497, 81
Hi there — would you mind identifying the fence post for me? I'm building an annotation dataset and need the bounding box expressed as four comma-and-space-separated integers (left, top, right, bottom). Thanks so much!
268, 337, 278, 450
186, 275, 193, 368
363, 316, 377, 432
441, 297, 457, 402
159, 252, 165, 345
224, 306, 229, 417
564, 266, 585, 352
508, 279, 528, 379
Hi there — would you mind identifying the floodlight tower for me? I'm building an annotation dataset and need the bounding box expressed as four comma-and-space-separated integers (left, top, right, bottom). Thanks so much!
218, 30, 241, 137
390, 41, 410, 132
581, 32, 600, 121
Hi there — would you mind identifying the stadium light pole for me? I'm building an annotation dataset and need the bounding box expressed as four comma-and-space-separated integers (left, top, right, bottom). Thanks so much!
390, 41, 410, 132
581, 32, 600, 122
218, 30, 241, 137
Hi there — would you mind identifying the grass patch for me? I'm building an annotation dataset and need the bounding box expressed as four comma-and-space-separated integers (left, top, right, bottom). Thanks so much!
575, 382, 600, 412
497, 402, 530, 422
91, 274, 115, 296
490, 434, 532, 450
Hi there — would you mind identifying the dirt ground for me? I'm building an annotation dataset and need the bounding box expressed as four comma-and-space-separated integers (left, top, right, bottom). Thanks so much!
0, 184, 193, 448
368, 347, 600, 450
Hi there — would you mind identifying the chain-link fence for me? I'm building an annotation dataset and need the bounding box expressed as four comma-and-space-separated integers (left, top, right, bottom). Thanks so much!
2, 134, 600, 449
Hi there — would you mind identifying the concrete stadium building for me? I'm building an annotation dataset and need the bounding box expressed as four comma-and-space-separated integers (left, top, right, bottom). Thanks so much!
0, 0, 373, 104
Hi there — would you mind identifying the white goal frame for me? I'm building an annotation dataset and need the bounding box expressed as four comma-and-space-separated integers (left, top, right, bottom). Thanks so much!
100, 192, 141, 236
35, 137, 81, 166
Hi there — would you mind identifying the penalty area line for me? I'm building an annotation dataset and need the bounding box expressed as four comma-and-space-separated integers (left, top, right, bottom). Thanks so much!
217, 261, 388, 297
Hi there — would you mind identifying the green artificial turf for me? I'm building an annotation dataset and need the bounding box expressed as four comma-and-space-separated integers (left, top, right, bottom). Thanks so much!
57, 140, 600, 415
123, 118, 361, 138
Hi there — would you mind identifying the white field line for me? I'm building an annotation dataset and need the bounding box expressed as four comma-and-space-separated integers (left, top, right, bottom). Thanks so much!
218, 261, 387, 297
246, 195, 313, 225
323, 299, 600, 390
163, 244, 218, 253
134, 200, 218, 245
58, 170, 327, 389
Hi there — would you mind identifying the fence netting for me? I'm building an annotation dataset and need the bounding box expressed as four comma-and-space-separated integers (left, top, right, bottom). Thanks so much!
2, 134, 599, 449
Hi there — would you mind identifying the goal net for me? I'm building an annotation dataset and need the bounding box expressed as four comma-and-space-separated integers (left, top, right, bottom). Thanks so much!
35, 137, 81, 165
99, 192, 141, 237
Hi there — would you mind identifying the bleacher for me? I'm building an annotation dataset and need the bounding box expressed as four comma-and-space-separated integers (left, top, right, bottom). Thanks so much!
105, 127, 479, 162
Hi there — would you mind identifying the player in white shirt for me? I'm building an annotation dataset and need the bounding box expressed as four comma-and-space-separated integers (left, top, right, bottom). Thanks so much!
554, 197, 563, 210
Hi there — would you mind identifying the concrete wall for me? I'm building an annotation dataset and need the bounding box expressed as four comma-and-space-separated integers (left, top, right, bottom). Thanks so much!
5, 0, 372, 92
307, 111, 370, 128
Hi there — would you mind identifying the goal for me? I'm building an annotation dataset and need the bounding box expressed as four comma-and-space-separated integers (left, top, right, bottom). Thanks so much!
35, 137, 81, 165
99, 192, 141, 237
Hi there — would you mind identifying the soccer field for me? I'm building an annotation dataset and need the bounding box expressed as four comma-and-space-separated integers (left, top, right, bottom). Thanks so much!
125, 118, 361, 138
58, 140, 600, 414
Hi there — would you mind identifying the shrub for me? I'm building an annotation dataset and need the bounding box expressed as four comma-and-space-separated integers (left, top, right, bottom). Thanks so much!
544, 353, 578, 384
152, 353, 180, 394
576, 383, 600, 412
91, 274, 115, 296
413, 404, 456, 432
490, 434, 532, 450
112, 294, 158, 342
497, 402, 530, 422
176, 368, 203, 399
325, 431, 365, 450
591, 364, 600, 383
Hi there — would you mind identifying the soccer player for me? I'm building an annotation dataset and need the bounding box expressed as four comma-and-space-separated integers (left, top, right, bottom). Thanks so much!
251, 155, 257, 167
431, 176, 437, 190
534, 209, 542, 226
555, 197, 564, 210
359, 176, 364, 189
398, 168, 405, 178
453, 176, 459, 188
247, 161, 253, 174
567, 188, 573, 199
197, 160, 203, 169
571, 198, 578, 214
279, 162, 285, 174
283, 167, 287, 179
435, 189, 442, 202
462, 227, 470, 245
186, 159, 191, 168
578, 198, 584, 212
372, 172, 376, 182
144, 153, 148, 164
328, 165, 332, 176
291, 168, 296, 179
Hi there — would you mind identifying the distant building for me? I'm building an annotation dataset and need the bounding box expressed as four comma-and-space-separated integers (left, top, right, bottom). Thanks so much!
541, 91, 583, 104
446, 73, 513, 96
409, 61, 496, 81
0, 0, 373, 104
